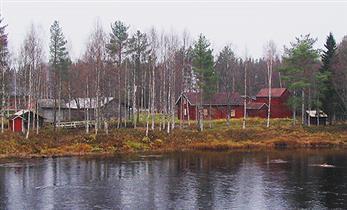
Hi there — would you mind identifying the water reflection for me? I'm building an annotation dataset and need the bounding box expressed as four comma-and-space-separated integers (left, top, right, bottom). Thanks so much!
0, 150, 347, 209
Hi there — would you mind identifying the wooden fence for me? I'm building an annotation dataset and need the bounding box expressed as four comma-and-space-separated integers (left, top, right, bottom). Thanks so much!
55, 121, 96, 129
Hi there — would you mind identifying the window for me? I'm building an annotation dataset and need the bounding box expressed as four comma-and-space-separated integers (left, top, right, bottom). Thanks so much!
230, 109, 236, 117
203, 109, 208, 116
184, 108, 187, 116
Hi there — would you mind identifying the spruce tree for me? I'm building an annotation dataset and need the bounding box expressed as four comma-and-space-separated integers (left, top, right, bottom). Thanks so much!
192, 34, 216, 131
49, 20, 70, 130
319, 33, 338, 123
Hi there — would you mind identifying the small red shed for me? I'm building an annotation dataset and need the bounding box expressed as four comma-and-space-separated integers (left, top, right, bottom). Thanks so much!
9, 115, 24, 132
246, 102, 268, 118
8, 109, 44, 132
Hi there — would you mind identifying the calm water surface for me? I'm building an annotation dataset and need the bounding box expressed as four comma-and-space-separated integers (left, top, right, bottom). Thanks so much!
0, 150, 347, 209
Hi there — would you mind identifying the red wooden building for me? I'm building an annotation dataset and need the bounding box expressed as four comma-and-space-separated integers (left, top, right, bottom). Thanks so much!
9, 115, 24, 132
246, 102, 268, 118
176, 88, 292, 120
176, 92, 245, 120
8, 110, 44, 132
254, 88, 292, 118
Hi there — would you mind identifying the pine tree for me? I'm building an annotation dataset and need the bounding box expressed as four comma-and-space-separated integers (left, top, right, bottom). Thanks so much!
0, 17, 8, 133
49, 20, 70, 131
192, 34, 216, 131
127, 30, 150, 128
281, 34, 319, 125
319, 33, 338, 124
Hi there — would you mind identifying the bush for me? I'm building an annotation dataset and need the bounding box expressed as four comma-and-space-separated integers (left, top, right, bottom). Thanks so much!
142, 136, 151, 143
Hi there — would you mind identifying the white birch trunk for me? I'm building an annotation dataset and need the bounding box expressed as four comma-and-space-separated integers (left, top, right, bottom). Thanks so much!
26, 65, 32, 139
1, 65, 4, 133
86, 79, 89, 134
266, 58, 272, 128
242, 61, 247, 129
58, 78, 61, 125
151, 61, 155, 130
301, 90, 305, 125
117, 65, 121, 129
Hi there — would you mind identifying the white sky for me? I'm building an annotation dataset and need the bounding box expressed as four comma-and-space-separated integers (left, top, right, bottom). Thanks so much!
2, 0, 347, 60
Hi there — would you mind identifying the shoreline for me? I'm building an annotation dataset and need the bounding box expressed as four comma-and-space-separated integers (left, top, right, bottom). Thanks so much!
1, 146, 347, 160
1, 123, 347, 159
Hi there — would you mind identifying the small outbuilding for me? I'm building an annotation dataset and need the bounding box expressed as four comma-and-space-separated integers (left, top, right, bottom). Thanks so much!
8, 110, 45, 132
305, 110, 328, 126
9, 115, 24, 132
246, 102, 268, 118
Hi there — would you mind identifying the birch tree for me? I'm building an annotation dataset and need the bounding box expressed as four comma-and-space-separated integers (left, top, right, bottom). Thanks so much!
20, 24, 44, 138
85, 21, 107, 135
264, 40, 276, 127
148, 28, 159, 131
0, 17, 8, 133
242, 58, 247, 129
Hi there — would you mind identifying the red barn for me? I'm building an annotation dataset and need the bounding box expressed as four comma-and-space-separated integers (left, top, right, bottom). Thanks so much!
176, 92, 245, 120
254, 88, 292, 118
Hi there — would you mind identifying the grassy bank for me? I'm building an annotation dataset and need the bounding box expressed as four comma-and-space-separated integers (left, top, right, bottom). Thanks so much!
0, 118, 347, 158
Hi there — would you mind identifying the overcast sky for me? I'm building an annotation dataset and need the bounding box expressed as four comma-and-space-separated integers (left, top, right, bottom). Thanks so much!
2, 0, 347, 60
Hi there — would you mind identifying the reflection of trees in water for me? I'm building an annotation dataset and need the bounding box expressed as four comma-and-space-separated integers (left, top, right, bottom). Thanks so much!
276, 150, 347, 209
0, 166, 7, 208
1, 151, 347, 209
313, 154, 347, 208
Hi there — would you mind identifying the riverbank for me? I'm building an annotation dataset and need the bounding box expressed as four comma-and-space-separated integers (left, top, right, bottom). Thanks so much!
1, 118, 347, 158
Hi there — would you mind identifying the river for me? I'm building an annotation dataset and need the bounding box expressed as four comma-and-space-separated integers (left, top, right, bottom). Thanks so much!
0, 150, 347, 209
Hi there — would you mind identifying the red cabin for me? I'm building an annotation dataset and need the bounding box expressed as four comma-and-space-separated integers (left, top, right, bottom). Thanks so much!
176, 92, 245, 120
176, 88, 292, 121
254, 88, 292, 118
9, 115, 24, 132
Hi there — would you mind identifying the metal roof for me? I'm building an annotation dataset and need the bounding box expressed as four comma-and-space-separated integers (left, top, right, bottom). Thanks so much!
177, 92, 244, 106
256, 88, 288, 98
246, 102, 268, 110
306, 110, 328, 118
66, 97, 114, 109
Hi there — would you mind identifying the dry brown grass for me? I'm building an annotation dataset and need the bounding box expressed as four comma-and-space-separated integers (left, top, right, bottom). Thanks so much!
0, 119, 346, 158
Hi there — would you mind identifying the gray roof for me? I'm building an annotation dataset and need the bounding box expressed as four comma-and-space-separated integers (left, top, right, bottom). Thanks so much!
38, 99, 67, 108
66, 97, 114, 109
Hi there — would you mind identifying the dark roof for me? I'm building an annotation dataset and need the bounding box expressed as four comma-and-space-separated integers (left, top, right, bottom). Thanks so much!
256, 88, 288, 98
177, 92, 243, 106
38, 99, 67, 108
247, 102, 268, 110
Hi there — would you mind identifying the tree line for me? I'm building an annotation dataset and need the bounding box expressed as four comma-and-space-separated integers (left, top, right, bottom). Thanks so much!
0, 16, 346, 137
